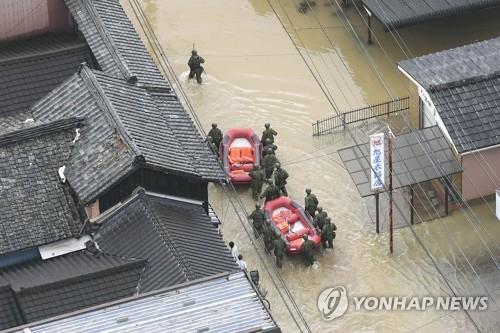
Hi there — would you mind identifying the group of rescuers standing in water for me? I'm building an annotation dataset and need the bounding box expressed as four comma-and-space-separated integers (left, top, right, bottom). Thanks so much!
190, 50, 337, 268
206, 121, 337, 268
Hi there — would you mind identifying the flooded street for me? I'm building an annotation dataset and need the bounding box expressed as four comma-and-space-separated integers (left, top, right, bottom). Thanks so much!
129, 1, 500, 332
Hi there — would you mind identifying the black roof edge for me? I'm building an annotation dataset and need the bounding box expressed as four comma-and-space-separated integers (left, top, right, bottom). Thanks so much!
0, 33, 88, 64
0, 117, 86, 147
13, 254, 147, 295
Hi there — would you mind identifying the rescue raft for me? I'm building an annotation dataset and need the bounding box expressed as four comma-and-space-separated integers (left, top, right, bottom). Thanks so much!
221, 128, 262, 184
264, 196, 321, 254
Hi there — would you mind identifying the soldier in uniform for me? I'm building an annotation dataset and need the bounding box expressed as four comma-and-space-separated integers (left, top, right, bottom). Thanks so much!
313, 206, 328, 230
263, 138, 277, 156
249, 165, 265, 201
207, 123, 223, 149
262, 152, 278, 179
321, 217, 336, 249
260, 180, 281, 202
273, 232, 286, 268
188, 49, 205, 84
249, 204, 265, 239
274, 163, 289, 196
304, 188, 319, 217
207, 136, 218, 156
301, 235, 315, 266
263, 222, 275, 254
261, 123, 277, 144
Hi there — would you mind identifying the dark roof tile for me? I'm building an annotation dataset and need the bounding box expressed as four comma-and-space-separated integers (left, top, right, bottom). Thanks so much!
94, 191, 238, 293
430, 74, 500, 153
399, 37, 500, 89
65, 0, 168, 90
363, 0, 500, 29
0, 118, 86, 254
31, 67, 222, 203
0, 250, 146, 328
0, 33, 94, 117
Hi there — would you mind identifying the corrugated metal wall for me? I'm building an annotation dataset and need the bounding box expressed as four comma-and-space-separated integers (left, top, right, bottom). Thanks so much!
0, 0, 71, 42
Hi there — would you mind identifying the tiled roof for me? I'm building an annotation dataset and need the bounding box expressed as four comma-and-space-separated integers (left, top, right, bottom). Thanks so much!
0, 33, 94, 117
362, 0, 500, 29
0, 113, 32, 135
65, 0, 169, 90
9, 272, 281, 333
0, 118, 86, 255
0, 250, 146, 330
429, 73, 500, 153
0, 286, 23, 331
31, 67, 219, 204
152, 92, 226, 180
399, 37, 500, 89
94, 190, 238, 293
399, 37, 500, 153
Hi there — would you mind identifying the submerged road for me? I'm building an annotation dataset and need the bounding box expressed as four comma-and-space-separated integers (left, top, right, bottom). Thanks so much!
127, 0, 500, 331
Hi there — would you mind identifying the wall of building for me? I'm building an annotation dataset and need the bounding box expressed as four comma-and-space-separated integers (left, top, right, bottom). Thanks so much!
407, 82, 420, 128
99, 168, 209, 213
462, 146, 500, 201
0, 0, 71, 42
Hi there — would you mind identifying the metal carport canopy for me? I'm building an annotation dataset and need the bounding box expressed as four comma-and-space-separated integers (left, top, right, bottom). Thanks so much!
338, 126, 462, 198
361, 0, 500, 30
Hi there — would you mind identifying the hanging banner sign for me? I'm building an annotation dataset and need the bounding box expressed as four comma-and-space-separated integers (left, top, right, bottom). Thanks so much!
370, 133, 385, 191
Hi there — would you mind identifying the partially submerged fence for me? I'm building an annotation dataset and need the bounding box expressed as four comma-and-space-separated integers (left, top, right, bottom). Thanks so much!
312, 97, 410, 136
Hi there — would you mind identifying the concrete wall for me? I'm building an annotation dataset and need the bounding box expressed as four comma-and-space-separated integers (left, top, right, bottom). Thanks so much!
462, 146, 500, 201
407, 82, 420, 128
0, 0, 71, 42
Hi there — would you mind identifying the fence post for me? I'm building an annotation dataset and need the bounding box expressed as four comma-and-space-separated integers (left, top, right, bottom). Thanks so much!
316, 120, 320, 136
387, 100, 390, 117
342, 113, 346, 130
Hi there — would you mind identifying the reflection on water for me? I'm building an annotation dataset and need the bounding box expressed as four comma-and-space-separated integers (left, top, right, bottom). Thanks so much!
130, 0, 500, 331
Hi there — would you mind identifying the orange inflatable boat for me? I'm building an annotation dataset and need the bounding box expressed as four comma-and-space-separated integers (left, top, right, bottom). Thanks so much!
264, 196, 321, 254
221, 128, 262, 184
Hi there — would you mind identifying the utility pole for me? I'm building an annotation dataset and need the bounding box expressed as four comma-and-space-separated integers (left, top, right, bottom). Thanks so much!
388, 129, 394, 254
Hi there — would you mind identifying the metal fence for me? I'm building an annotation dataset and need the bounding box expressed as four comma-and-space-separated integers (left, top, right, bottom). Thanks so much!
312, 97, 410, 136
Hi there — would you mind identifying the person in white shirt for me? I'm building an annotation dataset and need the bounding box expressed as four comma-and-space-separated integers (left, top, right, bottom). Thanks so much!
229, 241, 239, 260
237, 254, 247, 271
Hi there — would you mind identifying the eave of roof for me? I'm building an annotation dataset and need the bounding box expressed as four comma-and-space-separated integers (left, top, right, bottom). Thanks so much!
362, 0, 500, 30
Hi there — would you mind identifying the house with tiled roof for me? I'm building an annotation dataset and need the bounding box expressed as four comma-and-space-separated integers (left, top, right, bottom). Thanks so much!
31, 66, 221, 215
399, 37, 500, 201
0, 0, 223, 216
0, 33, 96, 133
0, 250, 146, 331
93, 189, 238, 292
0, 1, 255, 331
0, 118, 146, 329
0, 118, 86, 259
0, 186, 239, 331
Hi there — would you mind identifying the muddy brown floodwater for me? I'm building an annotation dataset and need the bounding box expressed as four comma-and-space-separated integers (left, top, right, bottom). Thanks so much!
128, 0, 500, 332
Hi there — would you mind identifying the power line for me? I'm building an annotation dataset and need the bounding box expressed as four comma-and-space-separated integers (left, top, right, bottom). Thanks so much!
272, 0, 499, 330
129, 1, 313, 332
